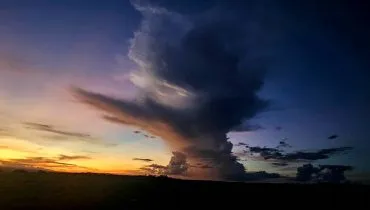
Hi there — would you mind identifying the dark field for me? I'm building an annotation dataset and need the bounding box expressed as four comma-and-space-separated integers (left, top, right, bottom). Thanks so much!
0, 172, 369, 209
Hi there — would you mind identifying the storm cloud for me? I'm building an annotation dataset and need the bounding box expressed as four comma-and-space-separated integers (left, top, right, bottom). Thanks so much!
72, 1, 276, 181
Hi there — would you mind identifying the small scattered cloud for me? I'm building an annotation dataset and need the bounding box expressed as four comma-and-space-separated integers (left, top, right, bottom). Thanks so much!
276, 140, 291, 149
133, 158, 154, 162
58, 155, 91, 161
328, 134, 338, 140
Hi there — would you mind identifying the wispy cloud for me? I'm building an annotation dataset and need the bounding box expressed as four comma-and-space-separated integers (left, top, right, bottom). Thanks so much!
0, 51, 34, 72
0, 144, 40, 155
0, 155, 96, 172
132, 158, 153, 162
24, 122, 91, 138
58, 155, 91, 161
23, 122, 116, 147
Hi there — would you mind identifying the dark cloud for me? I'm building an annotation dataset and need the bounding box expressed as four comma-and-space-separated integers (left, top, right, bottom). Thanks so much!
276, 140, 291, 149
296, 164, 320, 182
58, 155, 91, 161
247, 146, 280, 154
296, 164, 353, 183
246, 146, 283, 161
72, 1, 278, 181
23, 122, 114, 146
244, 171, 281, 180
275, 126, 282, 131
232, 124, 264, 132
245, 145, 352, 162
198, 164, 214, 169
280, 147, 352, 161
133, 158, 154, 162
235, 142, 248, 147
328, 134, 338, 140
318, 165, 354, 183
102, 115, 131, 125
271, 162, 289, 167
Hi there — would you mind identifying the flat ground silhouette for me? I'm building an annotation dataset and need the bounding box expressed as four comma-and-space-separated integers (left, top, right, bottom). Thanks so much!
0, 171, 369, 209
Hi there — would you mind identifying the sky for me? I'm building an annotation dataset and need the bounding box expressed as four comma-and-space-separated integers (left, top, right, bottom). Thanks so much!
0, 0, 369, 182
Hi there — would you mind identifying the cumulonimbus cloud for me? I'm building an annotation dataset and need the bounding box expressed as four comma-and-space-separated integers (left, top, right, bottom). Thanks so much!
72, 1, 277, 181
